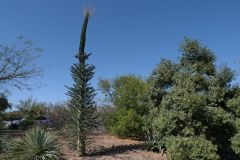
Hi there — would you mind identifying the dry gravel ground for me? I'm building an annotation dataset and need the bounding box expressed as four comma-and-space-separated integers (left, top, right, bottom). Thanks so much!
4, 130, 166, 160
60, 131, 167, 160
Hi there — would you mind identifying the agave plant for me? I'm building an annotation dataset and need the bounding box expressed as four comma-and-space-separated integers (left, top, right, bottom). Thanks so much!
7, 127, 60, 160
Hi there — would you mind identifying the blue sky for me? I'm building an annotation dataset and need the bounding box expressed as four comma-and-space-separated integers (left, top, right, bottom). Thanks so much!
1, 0, 240, 106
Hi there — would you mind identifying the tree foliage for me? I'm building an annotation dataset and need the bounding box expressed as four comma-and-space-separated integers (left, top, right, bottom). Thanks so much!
104, 108, 143, 137
147, 38, 240, 159
0, 36, 42, 90
99, 75, 148, 137
98, 38, 240, 159
16, 98, 47, 129
148, 59, 178, 108
165, 136, 219, 160
0, 94, 11, 113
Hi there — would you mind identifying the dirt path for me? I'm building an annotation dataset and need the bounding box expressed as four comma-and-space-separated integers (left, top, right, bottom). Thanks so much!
60, 132, 166, 160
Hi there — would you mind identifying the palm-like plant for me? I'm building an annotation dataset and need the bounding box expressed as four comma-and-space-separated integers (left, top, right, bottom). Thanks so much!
7, 127, 60, 160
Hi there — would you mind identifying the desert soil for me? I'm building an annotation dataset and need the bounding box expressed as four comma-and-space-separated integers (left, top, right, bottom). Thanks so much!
60, 131, 167, 160
4, 130, 167, 160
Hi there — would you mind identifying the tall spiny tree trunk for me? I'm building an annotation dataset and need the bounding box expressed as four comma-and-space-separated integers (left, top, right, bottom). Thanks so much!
67, 11, 97, 157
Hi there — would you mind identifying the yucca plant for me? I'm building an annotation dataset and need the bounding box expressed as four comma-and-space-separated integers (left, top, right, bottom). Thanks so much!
7, 127, 60, 160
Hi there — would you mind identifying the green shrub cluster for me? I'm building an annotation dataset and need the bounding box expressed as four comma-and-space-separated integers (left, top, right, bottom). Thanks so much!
16, 98, 48, 130
104, 108, 143, 137
165, 136, 219, 160
231, 133, 240, 156
100, 38, 240, 159
230, 119, 240, 156
99, 75, 148, 138
146, 38, 240, 159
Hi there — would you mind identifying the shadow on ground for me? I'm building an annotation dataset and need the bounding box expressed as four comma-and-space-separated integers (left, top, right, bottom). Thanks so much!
87, 143, 145, 157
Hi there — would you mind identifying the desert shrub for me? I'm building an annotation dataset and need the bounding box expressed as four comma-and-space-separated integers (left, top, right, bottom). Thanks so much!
6, 127, 60, 160
165, 136, 219, 160
231, 133, 240, 156
99, 38, 240, 159
227, 96, 240, 116
47, 103, 67, 130
230, 119, 240, 156
147, 59, 178, 108
146, 38, 240, 159
99, 75, 148, 138
98, 106, 115, 131
0, 132, 6, 153
105, 108, 143, 137
0, 94, 11, 113
17, 98, 48, 129
235, 118, 240, 131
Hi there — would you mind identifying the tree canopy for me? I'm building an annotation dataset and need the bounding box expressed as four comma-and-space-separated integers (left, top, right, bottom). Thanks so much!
0, 36, 42, 91
100, 38, 240, 159
147, 38, 240, 159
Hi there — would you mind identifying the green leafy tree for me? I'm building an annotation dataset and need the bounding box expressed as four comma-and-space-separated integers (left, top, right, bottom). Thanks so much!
16, 98, 47, 129
179, 37, 216, 76
148, 38, 240, 159
231, 118, 240, 156
99, 75, 148, 137
231, 133, 240, 156
148, 59, 178, 109
105, 108, 143, 137
67, 11, 98, 156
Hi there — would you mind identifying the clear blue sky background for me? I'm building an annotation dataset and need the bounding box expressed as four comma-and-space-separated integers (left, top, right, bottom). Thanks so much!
1, 0, 240, 106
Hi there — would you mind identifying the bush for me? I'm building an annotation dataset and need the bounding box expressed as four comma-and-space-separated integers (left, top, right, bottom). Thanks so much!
0, 125, 7, 153
47, 103, 67, 130
165, 136, 219, 160
16, 98, 47, 129
98, 106, 115, 130
0, 136, 6, 153
6, 127, 60, 160
105, 108, 143, 137
231, 133, 240, 156
146, 38, 240, 159
99, 75, 148, 138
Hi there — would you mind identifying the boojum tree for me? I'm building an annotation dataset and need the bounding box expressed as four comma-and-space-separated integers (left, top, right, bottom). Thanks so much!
67, 11, 97, 156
